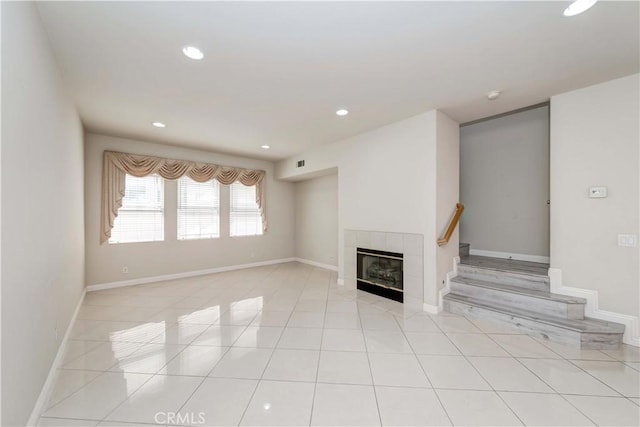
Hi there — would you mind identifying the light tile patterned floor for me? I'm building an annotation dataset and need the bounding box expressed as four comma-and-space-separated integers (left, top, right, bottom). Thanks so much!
38, 262, 640, 426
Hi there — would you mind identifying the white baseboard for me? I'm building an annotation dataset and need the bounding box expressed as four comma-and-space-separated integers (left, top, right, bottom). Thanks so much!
436, 256, 460, 312
423, 303, 440, 314
425, 256, 460, 315
469, 249, 550, 264
294, 258, 338, 272
27, 288, 87, 426
549, 268, 639, 347
87, 258, 297, 292
337, 278, 345, 286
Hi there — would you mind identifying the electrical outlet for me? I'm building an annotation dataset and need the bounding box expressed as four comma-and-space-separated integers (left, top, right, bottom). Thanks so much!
122, 266, 129, 273
589, 186, 608, 198
54, 327, 59, 341
250, 253, 255, 259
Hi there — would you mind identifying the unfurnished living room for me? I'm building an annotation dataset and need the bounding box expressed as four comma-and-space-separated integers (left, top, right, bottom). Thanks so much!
1, 1, 639, 426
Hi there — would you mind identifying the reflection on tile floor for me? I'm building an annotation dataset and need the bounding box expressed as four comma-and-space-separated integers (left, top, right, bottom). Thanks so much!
38, 262, 640, 426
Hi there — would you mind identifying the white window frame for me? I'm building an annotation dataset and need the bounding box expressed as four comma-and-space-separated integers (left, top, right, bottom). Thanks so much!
109, 174, 164, 244
230, 181, 263, 237
177, 177, 220, 240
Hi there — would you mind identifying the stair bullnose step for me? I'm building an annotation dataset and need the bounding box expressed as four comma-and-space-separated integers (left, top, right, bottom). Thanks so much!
451, 276, 587, 304
458, 264, 550, 282
444, 293, 625, 334
459, 255, 550, 276
456, 264, 550, 293
443, 293, 624, 349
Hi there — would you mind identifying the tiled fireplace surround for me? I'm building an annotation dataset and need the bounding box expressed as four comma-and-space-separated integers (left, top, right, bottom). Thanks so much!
343, 229, 424, 311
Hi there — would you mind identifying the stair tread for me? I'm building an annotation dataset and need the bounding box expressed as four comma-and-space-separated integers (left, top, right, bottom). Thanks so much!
444, 293, 625, 334
460, 255, 549, 277
451, 276, 585, 304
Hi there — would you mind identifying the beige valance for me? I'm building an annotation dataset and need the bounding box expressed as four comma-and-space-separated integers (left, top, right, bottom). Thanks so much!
101, 150, 267, 243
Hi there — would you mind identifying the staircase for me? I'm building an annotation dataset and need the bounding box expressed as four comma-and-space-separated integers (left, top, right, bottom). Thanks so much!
443, 255, 625, 349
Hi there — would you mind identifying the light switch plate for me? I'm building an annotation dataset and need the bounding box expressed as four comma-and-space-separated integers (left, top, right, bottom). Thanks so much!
589, 186, 607, 198
618, 234, 638, 247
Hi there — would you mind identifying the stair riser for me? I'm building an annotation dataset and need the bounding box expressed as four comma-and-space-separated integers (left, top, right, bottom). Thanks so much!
457, 265, 550, 292
450, 281, 585, 320
459, 244, 470, 257
444, 298, 622, 350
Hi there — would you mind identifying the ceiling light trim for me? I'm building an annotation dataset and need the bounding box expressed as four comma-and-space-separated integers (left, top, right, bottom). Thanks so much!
182, 45, 204, 60
563, 0, 598, 17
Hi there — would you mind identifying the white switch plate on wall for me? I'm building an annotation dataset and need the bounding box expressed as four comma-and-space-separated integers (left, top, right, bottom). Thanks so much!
589, 186, 607, 198
618, 234, 638, 247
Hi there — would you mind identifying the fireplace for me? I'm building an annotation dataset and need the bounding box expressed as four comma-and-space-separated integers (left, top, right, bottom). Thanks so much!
356, 247, 403, 303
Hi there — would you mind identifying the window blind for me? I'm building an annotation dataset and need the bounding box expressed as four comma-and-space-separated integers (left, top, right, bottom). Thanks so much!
109, 174, 164, 244
177, 177, 220, 240
230, 182, 263, 236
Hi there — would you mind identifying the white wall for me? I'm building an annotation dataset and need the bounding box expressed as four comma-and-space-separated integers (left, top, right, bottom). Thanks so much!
339, 111, 460, 306
550, 74, 639, 318
460, 105, 550, 260
338, 112, 436, 307
84, 133, 295, 286
294, 173, 338, 267
1, 3, 85, 425
279, 109, 460, 307
435, 111, 461, 297
276, 140, 346, 181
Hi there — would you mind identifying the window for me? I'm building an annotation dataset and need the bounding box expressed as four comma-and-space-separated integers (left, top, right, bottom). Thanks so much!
230, 182, 263, 236
109, 174, 164, 243
177, 177, 220, 240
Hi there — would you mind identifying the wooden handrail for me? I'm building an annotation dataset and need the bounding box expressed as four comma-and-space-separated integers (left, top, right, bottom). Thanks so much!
437, 203, 464, 246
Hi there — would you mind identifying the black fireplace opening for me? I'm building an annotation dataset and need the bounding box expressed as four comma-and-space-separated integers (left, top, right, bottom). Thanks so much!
356, 247, 403, 303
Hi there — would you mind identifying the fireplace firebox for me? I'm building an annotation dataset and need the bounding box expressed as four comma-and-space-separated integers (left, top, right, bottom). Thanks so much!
356, 247, 403, 303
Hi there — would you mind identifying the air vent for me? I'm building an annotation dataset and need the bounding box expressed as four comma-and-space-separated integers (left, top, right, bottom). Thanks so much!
297, 160, 305, 168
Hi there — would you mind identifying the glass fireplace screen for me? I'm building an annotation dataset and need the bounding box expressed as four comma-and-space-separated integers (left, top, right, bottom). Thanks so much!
356, 248, 403, 302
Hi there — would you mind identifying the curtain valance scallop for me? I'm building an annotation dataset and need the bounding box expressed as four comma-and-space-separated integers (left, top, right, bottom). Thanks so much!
101, 150, 267, 243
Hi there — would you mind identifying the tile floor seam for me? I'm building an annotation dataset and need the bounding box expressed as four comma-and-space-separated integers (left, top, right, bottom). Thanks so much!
100, 373, 207, 425
42, 369, 106, 412
488, 333, 567, 359
439, 318, 527, 426
497, 391, 600, 427
57, 341, 105, 367
393, 311, 455, 427
554, 392, 601, 426
171, 345, 234, 415
533, 335, 614, 361
566, 358, 633, 398
307, 272, 332, 427
49, 370, 156, 424
482, 330, 597, 402
503, 339, 600, 397
237, 264, 311, 426
357, 296, 384, 427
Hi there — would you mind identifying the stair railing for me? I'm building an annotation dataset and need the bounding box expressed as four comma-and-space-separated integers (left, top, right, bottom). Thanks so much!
437, 203, 464, 246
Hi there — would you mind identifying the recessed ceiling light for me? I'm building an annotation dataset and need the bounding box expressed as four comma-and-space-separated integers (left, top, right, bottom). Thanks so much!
563, 0, 598, 16
261, 145, 270, 149
336, 109, 349, 116
152, 121, 166, 128
487, 90, 501, 101
182, 45, 204, 60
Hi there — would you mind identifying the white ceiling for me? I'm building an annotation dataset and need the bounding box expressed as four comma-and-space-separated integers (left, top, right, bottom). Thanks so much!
37, 1, 639, 160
